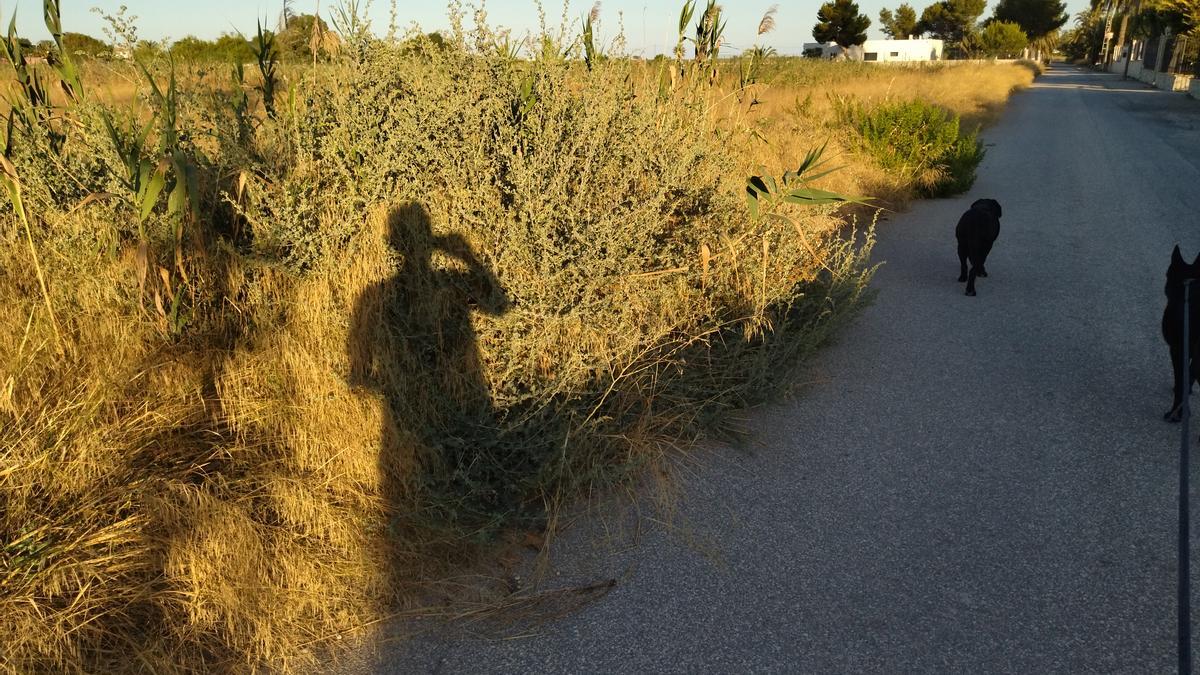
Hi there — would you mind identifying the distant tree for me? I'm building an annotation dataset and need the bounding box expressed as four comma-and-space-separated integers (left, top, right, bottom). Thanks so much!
61, 32, 111, 58
399, 31, 450, 56
976, 20, 1029, 56
1060, 8, 1105, 62
170, 36, 214, 62
915, 0, 987, 42
880, 3, 919, 38
992, 0, 1069, 39
214, 34, 255, 63
813, 0, 872, 47
276, 14, 335, 61
168, 34, 254, 63
133, 40, 165, 62
34, 39, 54, 57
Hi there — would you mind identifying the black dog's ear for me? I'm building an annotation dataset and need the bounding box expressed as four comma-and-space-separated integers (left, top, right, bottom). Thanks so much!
1173, 245, 1185, 267
992, 200, 1002, 219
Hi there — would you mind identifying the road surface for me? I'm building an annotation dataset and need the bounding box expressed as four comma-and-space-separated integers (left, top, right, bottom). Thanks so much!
352, 65, 1200, 673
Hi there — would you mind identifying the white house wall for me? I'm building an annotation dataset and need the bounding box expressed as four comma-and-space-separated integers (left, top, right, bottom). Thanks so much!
802, 40, 944, 62
861, 40, 944, 62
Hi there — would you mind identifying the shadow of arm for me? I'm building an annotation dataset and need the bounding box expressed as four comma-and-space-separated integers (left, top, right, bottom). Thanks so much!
436, 233, 510, 316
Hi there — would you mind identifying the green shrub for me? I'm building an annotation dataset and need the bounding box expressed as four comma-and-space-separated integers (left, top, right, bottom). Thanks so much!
0, 10, 877, 672
975, 21, 1028, 59
839, 98, 985, 197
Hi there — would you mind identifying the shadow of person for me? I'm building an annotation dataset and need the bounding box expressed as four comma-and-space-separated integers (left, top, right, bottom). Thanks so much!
348, 203, 510, 558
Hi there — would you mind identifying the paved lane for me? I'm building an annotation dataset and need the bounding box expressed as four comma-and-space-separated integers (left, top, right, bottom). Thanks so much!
359, 65, 1200, 673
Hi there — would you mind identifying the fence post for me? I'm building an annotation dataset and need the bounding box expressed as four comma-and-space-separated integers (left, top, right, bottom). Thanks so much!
1181, 278, 1193, 675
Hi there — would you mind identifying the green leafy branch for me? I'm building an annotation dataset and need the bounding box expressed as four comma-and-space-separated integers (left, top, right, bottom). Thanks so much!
746, 143, 873, 263
746, 142, 871, 220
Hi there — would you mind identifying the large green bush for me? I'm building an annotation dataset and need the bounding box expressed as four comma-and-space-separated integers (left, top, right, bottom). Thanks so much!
839, 98, 985, 197
0, 14, 876, 672
975, 21, 1029, 59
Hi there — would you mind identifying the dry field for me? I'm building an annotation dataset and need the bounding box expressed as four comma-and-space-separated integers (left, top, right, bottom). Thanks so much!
0, 19, 1036, 674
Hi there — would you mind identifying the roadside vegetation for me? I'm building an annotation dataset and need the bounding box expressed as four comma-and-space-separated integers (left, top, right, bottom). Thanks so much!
1062, 0, 1198, 66
0, 1, 1035, 672
860, 0, 1066, 58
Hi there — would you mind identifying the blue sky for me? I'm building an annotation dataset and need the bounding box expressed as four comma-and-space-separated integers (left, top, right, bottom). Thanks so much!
6, 0, 1090, 55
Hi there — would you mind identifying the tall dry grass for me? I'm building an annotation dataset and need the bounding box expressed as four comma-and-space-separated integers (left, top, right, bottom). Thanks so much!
712, 59, 1037, 208
0, 18, 1035, 675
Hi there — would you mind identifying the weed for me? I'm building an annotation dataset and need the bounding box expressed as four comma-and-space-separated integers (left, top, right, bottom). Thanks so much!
838, 98, 986, 197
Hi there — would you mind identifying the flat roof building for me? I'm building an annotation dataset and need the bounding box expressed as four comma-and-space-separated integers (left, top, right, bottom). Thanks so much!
802, 39, 944, 62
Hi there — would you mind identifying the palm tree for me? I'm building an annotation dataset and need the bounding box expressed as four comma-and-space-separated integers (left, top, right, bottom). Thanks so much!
1109, 0, 1144, 74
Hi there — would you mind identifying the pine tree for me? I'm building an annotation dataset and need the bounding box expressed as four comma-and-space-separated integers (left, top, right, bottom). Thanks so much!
813, 0, 872, 47
916, 0, 987, 42
880, 3, 919, 38
992, 0, 1069, 39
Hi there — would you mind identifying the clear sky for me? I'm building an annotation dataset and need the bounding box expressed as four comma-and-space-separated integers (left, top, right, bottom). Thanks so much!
5, 0, 1090, 56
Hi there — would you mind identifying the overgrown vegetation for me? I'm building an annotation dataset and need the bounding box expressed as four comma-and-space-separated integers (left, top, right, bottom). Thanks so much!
0, 1, 1034, 672
837, 98, 986, 197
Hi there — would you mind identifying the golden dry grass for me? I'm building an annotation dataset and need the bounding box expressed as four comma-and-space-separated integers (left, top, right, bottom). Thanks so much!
710, 60, 1037, 210
0, 51, 1036, 674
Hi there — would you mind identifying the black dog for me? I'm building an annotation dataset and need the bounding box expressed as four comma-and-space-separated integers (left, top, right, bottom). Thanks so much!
956, 199, 1002, 297
1162, 245, 1200, 421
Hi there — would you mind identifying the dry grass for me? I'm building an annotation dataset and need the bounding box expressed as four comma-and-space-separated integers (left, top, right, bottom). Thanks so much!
0, 39, 1035, 675
709, 59, 1037, 210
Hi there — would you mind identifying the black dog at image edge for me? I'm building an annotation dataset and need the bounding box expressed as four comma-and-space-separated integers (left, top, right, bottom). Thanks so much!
956, 198, 1003, 297
1163, 245, 1200, 422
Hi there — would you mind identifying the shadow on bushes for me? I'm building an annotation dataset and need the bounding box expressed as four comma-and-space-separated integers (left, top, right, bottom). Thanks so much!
348, 204, 520, 557
345, 203, 875, 589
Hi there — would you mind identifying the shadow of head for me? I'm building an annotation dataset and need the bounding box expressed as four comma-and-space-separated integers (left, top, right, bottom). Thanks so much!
388, 202, 436, 262
385, 202, 510, 317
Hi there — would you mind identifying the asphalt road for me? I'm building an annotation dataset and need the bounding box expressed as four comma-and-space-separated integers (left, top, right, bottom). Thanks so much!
355, 65, 1200, 673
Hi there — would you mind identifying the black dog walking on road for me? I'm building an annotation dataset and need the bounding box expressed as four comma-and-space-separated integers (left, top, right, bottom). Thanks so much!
956, 199, 1003, 297
1163, 246, 1200, 422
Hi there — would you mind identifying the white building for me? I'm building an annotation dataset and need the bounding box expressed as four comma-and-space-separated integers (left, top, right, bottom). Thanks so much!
802, 39, 944, 62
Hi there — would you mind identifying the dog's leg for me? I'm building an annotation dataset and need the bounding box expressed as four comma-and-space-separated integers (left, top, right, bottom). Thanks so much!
1190, 347, 1200, 395
965, 266, 978, 296
957, 242, 969, 283
1167, 341, 1186, 421
977, 242, 994, 278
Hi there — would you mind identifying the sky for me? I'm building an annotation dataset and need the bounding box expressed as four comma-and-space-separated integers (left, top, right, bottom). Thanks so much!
4, 0, 1091, 56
